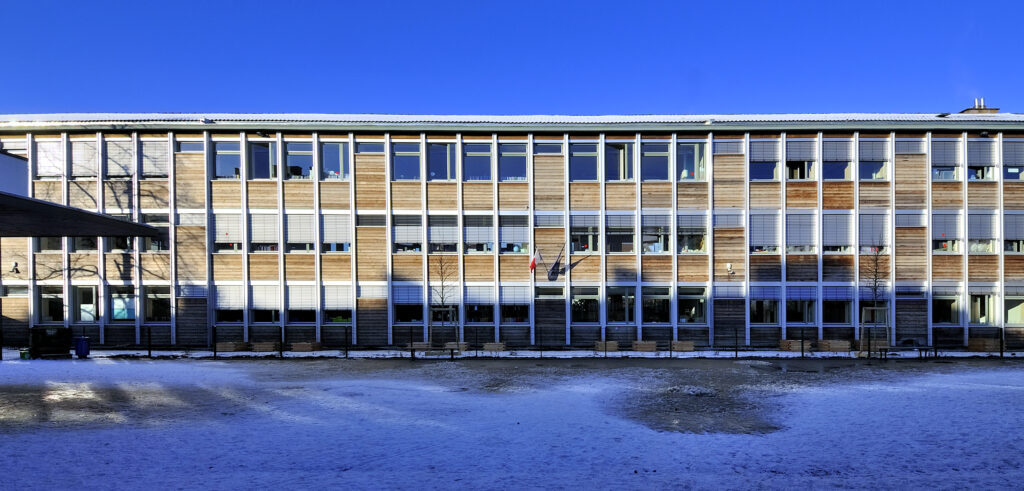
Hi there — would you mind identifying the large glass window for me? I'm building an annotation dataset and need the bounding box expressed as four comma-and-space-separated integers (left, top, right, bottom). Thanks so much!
786, 161, 814, 180
786, 299, 815, 324
607, 286, 635, 323
640, 143, 668, 181
570, 287, 599, 323
970, 294, 993, 325
463, 143, 491, 181
501, 304, 529, 323
1006, 296, 1024, 325
392, 215, 423, 252
677, 215, 707, 253
215, 286, 244, 323
250, 285, 280, 323
392, 142, 421, 180
37, 236, 62, 252
249, 214, 279, 252
286, 214, 315, 252
641, 215, 670, 253
71, 140, 98, 178
1005, 166, 1024, 181
605, 141, 634, 181
499, 215, 529, 253
109, 286, 136, 321
750, 299, 778, 324
464, 215, 493, 253
144, 286, 171, 323
248, 142, 278, 179
677, 142, 706, 181
570, 215, 599, 253
750, 162, 778, 180
465, 304, 494, 323
932, 214, 962, 253
786, 214, 816, 254
606, 216, 635, 253
74, 285, 97, 323
823, 214, 853, 253
859, 161, 886, 180
428, 215, 458, 253
284, 142, 313, 179
749, 214, 780, 254
822, 161, 851, 180
642, 286, 670, 323
860, 299, 888, 324
498, 144, 527, 181
534, 143, 562, 155
427, 142, 456, 181
677, 287, 706, 323
72, 236, 97, 252
859, 214, 890, 254
932, 294, 959, 325
569, 143, 598, 181
142, 213, 170, 252
38, 286, 64, 323
822, 300, 851, 324
355, 142, 384, 154
320, 142, 349, 180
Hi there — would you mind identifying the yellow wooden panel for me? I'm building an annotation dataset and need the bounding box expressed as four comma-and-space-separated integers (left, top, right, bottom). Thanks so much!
568, 254, 600, 281
569, 183, 600, 210
247, 181, 278, 209
427, 182, 457, 210
931, 182, 962, 209
104, 180, 133, 210
533, 155, 565, 211
68, 252, 99, 279
641, 255, 672, 281
175, 226, 207, 281
68, 180, 97, 209
462, 182, 494, 210
463, 255, 495, 281
822, 181, 854, 210
968, 254, 999, 282
174, 153, 206, 209
391, 254, 423, 281
355, 227, 386, 281
930, 254, 962, 280
284, 254, 315, 281
139, 180, 170, 209
213, 254, 243, 281
320, 181, 350, 210
749, 182, 781, 209
894, 228, 927, 281
247, 254, 279, 280
641, 182, 671, 208
283, 181, 314, 209
498, 183, 529, 211
499, 255, 530, 281
1, 238, 29, 281
677, 254, 709, 282
713, 227, 744, 281
34, 253, 64, 281
605, 182, 636, 210
33, 180, 63, 204
894, 154, 927, 209
859, 182, 891, 208
211, 181, 241, 209
355, 155, 386, 210
391, 182, 422, 210
676, 182, 708, 209
428, 254, 459, 282
785, 181, 817, 208
320, 254, 352, 281
605, 255, 637, 282
105, 253, 134, 281
140, 253, 171, 281
967, 182, 998, 209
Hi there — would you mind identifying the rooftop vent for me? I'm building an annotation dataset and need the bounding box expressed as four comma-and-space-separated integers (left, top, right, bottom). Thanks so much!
960, 98, 999, 114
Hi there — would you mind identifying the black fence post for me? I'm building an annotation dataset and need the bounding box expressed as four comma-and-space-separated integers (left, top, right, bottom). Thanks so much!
734, 325, 739, 358
344, 324, 350, 359
147, 325, 152, 359
212, 325, 218, 359
800, 325, 805, 358
409, 325, 414, 360
279, 324, 285, 359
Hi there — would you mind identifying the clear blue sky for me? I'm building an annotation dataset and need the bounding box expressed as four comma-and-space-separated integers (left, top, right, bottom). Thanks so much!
1, 0, 1023, 115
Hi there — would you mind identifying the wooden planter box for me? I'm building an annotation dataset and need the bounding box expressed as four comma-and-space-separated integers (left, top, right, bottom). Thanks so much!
290, 342, 322, 352
632, 340, 657, 352
671, 340, 694, 352
215, 341, 250, 352
818, 340, 851, 352
482, 342, 505, 352
251, 341, 281, 352
594, 341, 619, 352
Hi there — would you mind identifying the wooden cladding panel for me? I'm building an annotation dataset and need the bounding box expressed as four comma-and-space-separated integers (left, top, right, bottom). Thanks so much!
749, 182, 781, 209
1004, 182, 1024, 210
968, 255, 999, 282
568, 254, 600, 281
533, 155, 565, 210
498, 183, 529, 211
822, 255, 854, 282
320, 254, 352, 281
175, 226, 206, 281
247, 254, 279, 280
33, 180, 63, 204
1, 297, 29, 333
534, 228, 565, 281
894, 154, 927, 209
427, 182, 457, 210
355, 227, 386, 281
139, 180, 170, 209
462, 182, 494, 210
858, 182, 890, 208
34, 253, 65, 281
283, 181, 314, 209
390, 182, 422, 210
1, 238, 29, 281
247, 181, 278, 209
354, 155, 386, 210
858, 254, 890, 278
932, 182, 963, 209
391, 254, 423, 281
105, 253, 133, 280
641, 255, 672, 281
139, 253, 171, 281
319, 181, 350, 210
894, 228, 927, 281
786, 181, 817, 208
676, 182, 708, 209
967, 182, 998, 209
1004, 256, 1024, 280
931, 254, 962, 280
68, 180, 97, 209
822, 181, 854, 209
677, 254, 709, 282
428, 254, 459, 282
605, 182, 637, 210
786, 254, 818, 281
641, 183, 672, 209
499, 255, 530, 281
210, 181, 241, 209
713, 227, 745, 281
355, 298, 387, 347
713, 155, 744, 179
605, 255, 637, 282
68, 253, 98, 279
713, 181, 744, 208
749, 255, 781, 281
570, 183, 600, 210
463, 255, 495, 281
103, 180, 133, 210
212, 254, 243, 281
174, 153, 206, 209
284, 254, 315, 281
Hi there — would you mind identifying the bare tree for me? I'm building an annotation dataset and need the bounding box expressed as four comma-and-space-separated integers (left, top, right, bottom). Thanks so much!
429, 254, 457, 347
860, 232, 889, 349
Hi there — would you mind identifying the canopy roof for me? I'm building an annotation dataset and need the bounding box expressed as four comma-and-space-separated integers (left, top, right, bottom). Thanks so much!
0, 191, 159, 237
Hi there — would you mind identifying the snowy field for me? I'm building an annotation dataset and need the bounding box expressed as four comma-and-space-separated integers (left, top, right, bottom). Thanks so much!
1, 356, 1023, 489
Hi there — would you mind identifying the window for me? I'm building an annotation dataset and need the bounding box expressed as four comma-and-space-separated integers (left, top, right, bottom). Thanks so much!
429, 292, 457, 323
750, 300, 779, 324
37, 236, 62, 252
822, 287, 853, 324
1006, 289, 1024, 325
498, 144, 527, 181
393, 285, 423, 323
677, 215, 707, 253
286, 214, 315, 252
176, 141, 204, 153
357, 214, 386, 227
785, 140, 815, 181
142, 213, 170, 252
966, 140, 995, 181
106, 235, 133, 253
109, 286, 136, 321
677, 287, 706, 323
749, 214, 779, 254
970, 293, 994, 325
569, 143, 598, 181
392, 215, 423, 252
321, 214, 352, 252
287, 285, 316, 323
859, 140, 888, 181
215, 285, 244, 323
785, 214, 816, 254
499, 215, 529, 253
787, 287, 816, 324
427, 142, 456, 181
250, 285, 280, 323
859, 161, 887, 180
932, 166, 959, 181
392, 142, 420, 180
463, 143, 491, 181
38, 286, 64, 323
464, 215, 493, 253
750, 162, 778, 180
1007, 215, 1024, 253
932, 289, 959, 325
144, 286, 171, 323
640, 143, 668, 181
823, 162, 851, 180
859, 214, 889, 254
35, 140, 63, 179
465, 286, 494, 323
320, 142, 350, 180
500, 286, 530, 323
534, 143, 562, 154
606, 215, 635, 253
535, 286, 564, 298
677, 142, 706, 181
967, 165, 995, 181
105, 140, 134, 178
570, 215, 599, 253
571, 287, 600, 323
213, 214, 242, 253
356, 142, 385, 154
823, 214, 853, 253
428, 215, 458, 253
968, 213, 996, 253
641, 286, 670, 323
214, 142, 241, 179
786, 161, 813, 180
641, 215, 670, 253
72, 236, 97, 252
605, 141, 634, 181
750, 141, 779, 181
931, 140, 961, 182
501, 304, 529, 323
932, 214, 962, 253
74, 285, 97, 323
71, 140, 97, 178
821, 141, 851, 180
285, 142, 313, 179
607, 286, 635, 323
248, 142, 278, 180
860, 287, 889, 324
142, 140, 169, 178
249, 214, 279, 252
323, 285, 353, 323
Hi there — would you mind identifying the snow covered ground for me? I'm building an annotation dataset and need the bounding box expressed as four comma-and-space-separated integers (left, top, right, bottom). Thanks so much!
1, 357, 1022, 489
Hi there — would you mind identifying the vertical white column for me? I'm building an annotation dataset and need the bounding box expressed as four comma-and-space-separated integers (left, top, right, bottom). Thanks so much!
167, 132, 177, 345
563, 133, 571, 345
420, 133, 428, 343
780, 133, 788, 340
456, 134, 465, 343
706, 132, 714, 346
347, 133, 358, 345
239, 132, 250, 341
925, 131, 933, 346
998, 132, 1005, 346
889, 131, 898, 346
26, 133, 36, 330
203, 131, 214, 345
276, 133, 286, 342
598, 135, 608, 341
852, 131, 861, 340
961, 131, 970, 346
61, 132, 71, 332
491, 133, 499, 343
312, 132, 323, 342
743, 132, 751, 346
816, 132, 824, 340
94, 133, 106, 344
383, 132, 394, 345
132, 132, 143, 345
670, 133, 678, 339
527, 134, 535, 345
634, 132, 642, 341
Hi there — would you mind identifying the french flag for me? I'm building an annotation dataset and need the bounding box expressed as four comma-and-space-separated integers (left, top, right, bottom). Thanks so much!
529, 250, 542, 273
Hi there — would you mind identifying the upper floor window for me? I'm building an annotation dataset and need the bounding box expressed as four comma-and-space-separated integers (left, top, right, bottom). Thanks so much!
605, 141, 634, 181
570, 215, 599, 253
464, 215, 494, 253
213, 142, 241, 179
284, 143, 313, 180
248, 142, 277, 180
785, 140, 816, 181
391, 142, 420, 180
141, 140, 169, 178
428, 215, 458, 253
677, 142, 706, 181
393, 215, 422, 252
35, 140, 63, 179
749, 214, 779, 254
427, 142, 456, 181
105, 140, 134, 178
569, 143, 598, 181
750, 141, 779, 181
677, 215, 707, 253
931, 140, 961, 182
320, 142, 350, 180
858, 140, 889, 181
640, 143, 668, 181
822, 140, 852, 181
498, 144, 527, 182
70, 141, 97, 178
498, 215, 529, 253
606, 215, 635, 253
355, 142, 384, 154
534, 143, 562, 155
966, 140, 996, 181
640, 215, 670, 253
463, 143, 491, 181
175, 141, 204, 153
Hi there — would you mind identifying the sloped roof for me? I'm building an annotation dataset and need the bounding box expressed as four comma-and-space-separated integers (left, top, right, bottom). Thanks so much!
0, 191, 158, 237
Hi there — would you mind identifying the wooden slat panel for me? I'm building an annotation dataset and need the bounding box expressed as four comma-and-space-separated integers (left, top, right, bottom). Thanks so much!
859, 182, 890, 208
713, 181, 744, 208
284, 254, 315, 281
68, 180, 97, 209
104, 180, 132, 210
247, 181, 278, 209
320, 254, 351, 280
1004, 182, 1024, 210
749, 254, 781, 281
355, 298, 387, 346
210, 181, 241, 209
713, 155, 744, 179
174, 153, 206, 209
319, 181, 350, 210
605, 182, 636, 210
1, 297, 29, 338
931, 254, 962, 280
499, 255, 530, 281
140, 253, 171, 280
391, 254, 423, 281
533, 155, 565, 211
894, 227, 927, 281
105, 252, 133, 280
534, 228, 566, 281
895, 299, 928, 347
968, 254, 999, 282
713, 299, 745, 348
462, 182, 493, 210
463, 255, 495, 281
68, 253, 98, 279
175, 225, 206, 281
569, 182, 600, 210
605, 255, 637, 282
1, 238, 29, 281
822, 181, 854, 210
354, 155, 386, 210
713, 227, 744, 281
139, 180, 169, 209
428, 254, 459, 282
33, 253, 64, 281
355, 227, 386, 281
858, 254, 890, 278
931, 181, 963, 209
967, 182, 998, 209
390, 182, 422, 210
283, 181, 314, 209
641, 255, 672, 281
33, 180, 63, 204
676, 182, 708, 209
641, 182, 671, 208
427, 182, 457, 210
175, 297, 207, 346
677, 254, 709, 282
894, 154, 927, 209
785, 254, 817, 281
822, 255, 854, 282
568, 254, 600, 281
749, 182, 781, 209
247, 254, 279, 280
498, 182, 529, 211
785, 181, 817, 208
212, 254, 243, 281
1005, 256, 1024, 280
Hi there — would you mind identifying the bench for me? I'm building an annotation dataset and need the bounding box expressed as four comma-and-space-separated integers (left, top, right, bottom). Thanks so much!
817, 340, 850, 352
407, 342, 432, 352
443, 342, 469, 352
671, 341, 695, 352
482, 342, 505, 352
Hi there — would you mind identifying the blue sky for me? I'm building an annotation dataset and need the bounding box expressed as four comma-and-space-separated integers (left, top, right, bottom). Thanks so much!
0, 0, 1023, 115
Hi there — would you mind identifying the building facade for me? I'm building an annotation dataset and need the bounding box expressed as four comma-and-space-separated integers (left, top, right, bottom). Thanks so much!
2, 109, 1024, 349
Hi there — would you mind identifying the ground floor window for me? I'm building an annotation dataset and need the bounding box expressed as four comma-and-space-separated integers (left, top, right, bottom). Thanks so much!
251, 309, 280, 323
288, 309, 316, 323
465, 304, 493, 323
969, 294, 994, 325
822, 300, 851, 324
571, 287, 599, 323
750, 299, 778, 324
73, 286, 97, 323
324, 309, 352, 323
1006, 297, 1024, 325
677, 287, 706, 323
109, 286, 136, 321
607, 286, 635, 323
501, 304, 529, 323
932, 296, 959, 325
394, 304, 423, 323
216, 309, 243, 323
430, 305, 458, 324
38, 286, 64, 323
786, 300, 815, 324
144, 287, 171, 322
859, 300, 888, 324
641, 287, 670, 323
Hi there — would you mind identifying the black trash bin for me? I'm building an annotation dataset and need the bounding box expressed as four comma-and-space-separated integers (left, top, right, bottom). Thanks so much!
73, 336, 91, 359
